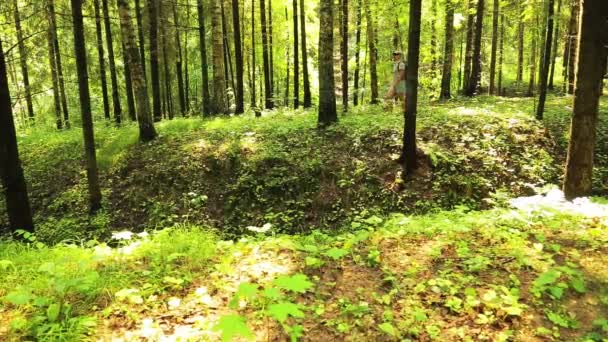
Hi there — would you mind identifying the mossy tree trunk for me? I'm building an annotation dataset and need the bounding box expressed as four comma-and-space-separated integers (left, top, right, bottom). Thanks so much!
317, 0, 337, 127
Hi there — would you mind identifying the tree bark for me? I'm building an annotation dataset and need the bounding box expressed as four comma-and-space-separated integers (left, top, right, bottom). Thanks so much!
318, 0, 337, 127
174, 3, 186, 116
402, 0, 422, 176
300, 0, 311, 107
70, 0, 102, 213
548, 0, 561, 90
498, 13, 505, 95
122, 39, 137, 121
293, 0, 300, 108
284, 6, 290, 106
268, 0, 274, 96
94, 0, 111, 120
260, 0, 273, 109
353, 0, 362, 106
232, 0, 244, 114
197, 0, 211, 116
340, 0, 348, 111
364, 0, 378, 103
516, 0, 524, 85
48, 0, 70, 127
13, 0, 34, 120
489, 0, 499, 94
103, 0, 122, 124
430, 0, 437, 73
566, 0, 579, 94
149, 0, 162, 120
563, 0, 608, 199
0, 37, 34, 233
221, 0, 235, 98
463, 0, 475, 93
211, 0, 227, 114
536, 0, 555, 120
440, 0, 454, 100
465, 0, 484, 96
135, 0, 147, 83
117, 0, 157, 141
250, 0, 257, 109
526, 13, 538, 97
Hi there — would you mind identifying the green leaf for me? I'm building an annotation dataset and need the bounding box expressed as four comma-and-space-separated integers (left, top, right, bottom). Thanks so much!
213, 315, 254, 342
262, 287, 282, 301
46, 303, 60, 322
535, 269, 561, 286
273, 274, 313, 294
229, 282, 259, 308
267, 302, 305, 323
570, 277, 586, 293
5, 289, 32, 306
378, 322, 397, 336
324, 248, 348, 260
305, 257, 324, 268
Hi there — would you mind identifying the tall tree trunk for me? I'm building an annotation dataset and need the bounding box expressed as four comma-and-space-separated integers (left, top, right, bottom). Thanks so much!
300, 0, 311, 107
13, 0, 34, 120
94, 0, 111, 120
260, 0, 273, 109
284, 7, 290, 105
465, 0, 484, 96
221, 0, 235, 98
293, 0, 300, 108
548, 0, 562, 89
103, 0, 122, 124
440, 0, 454, 100
149, 0, 162, 120
563, 0, 608, 198
47, 23, 63, 129
340, 0, 348, 111
268, 0, 274, 96
185, 0, 190, 112
463, 0, 475, 93
197, 0, 211, 116
318, 0, 337, 127
402, 0, 422, 176
527, 13, 538, 97
117, 0, 157, 141
48, 0, 69, 127
365, 0, 378, 103
232, 0, 244, 114
517, 0, 524, 85
353, 0, 362, 106
0, 37, 34, 233
566, 0, 579, 94
536, 0, 555, 120
430, 0, 437, 73
498, 13, 505, 95
212, 0, 228, 113
71, 0, 102, 213
489, 0, 499, 94
251, 0, 257, 109
122, 40, 137, 121
135, 0, 147, 83
174, 4, 186, 116
161, 14, 173, 120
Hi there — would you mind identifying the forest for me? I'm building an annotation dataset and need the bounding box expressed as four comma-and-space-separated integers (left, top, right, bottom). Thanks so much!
0, 0, 607, 340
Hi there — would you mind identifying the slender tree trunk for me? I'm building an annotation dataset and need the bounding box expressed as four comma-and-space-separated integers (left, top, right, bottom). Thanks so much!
284, 7, 291, 106
185, 0, 190, 112
430, 0, 437, 73
161, 15, 173, 120
293, 0, 300, 108
465, 0, 484, 96
47, 23, 63, 129
122, 40, 137, 121
563, 0, 608, 198
318, 0, 337, 127
489, 0, 499, 94
0, 37, 34, 233
221, 0, 235, 98
566, 0, 579, 94
536, 0, 555, 120
498, 13, 505, 95
463, 0, 475, 93
402, 0, 422, 176
94, 0, 111, 120
232, 0, 244, 114
353, 0, 362, 106
527, 13, 538, 97
117, 0, 157, 141
211, 0, 227, 113
365, 0, 378, 103
251, 0, 257, 109
71, 0, 102, 213
174, 4, 186, 116
440, 0, 454, 100
268, 0, 274, 96
102, 0, 122, 124
48, 0, 69, 127
197, 0, 211, 116
135, 0, 147, 83
260, 0, 273, 108
341, 0, 348, 111
149, 0, 162, 120
517, 0, 524, 85
300, 0, 311, 107
13, 0, 34, 120
548, 0, 561, 89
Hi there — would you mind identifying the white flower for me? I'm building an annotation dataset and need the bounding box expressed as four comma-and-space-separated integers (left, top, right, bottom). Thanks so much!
246, 223, 272, 233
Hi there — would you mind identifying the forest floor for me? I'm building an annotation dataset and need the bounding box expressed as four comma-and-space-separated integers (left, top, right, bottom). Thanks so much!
1, 95, 608, 341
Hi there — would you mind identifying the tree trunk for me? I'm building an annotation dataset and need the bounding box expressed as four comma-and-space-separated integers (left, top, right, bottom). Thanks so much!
185, 0, 190, 112
439, 0, 454, 100
566, 0, 579, 94
197, 0, 211, 116
465, 0, 484, 96
251, 0, 257, 109
161, 16, 173, 120
102, 0, 122, 124
0, 37, 34, 233
13, 0, 34, 120
174, 4, 186, 116
94, 0, 111, 120
318, 0, 337, 127
341, 0, 348, 111
293, 0, 300, 108
149, 0, 162, 120
211, 0, 227, 113
402, 0, 422, 176
122, 40, 137, 121
221, 0, 235, 99
117, 0, 157, 141
517, 0, 524, 85
353, 0, 362, 106
489, 0, 499, 94
300, 0, 311, 107
536, 0, 555, 120
71, 0, 102, 213
430, 0, 437, 73
284, 6, 290, 106
232, 0, 244, 114
364, 0, 378, 103
47, 9, 62, 129
463, 0, 475, 93
135, 0, 147, 83
48, 0, 70, 127
548, 0, 561, 89
527, 13, 538, 97
563, 0, 608, 199
498, 13, 505, 95
260, 0, 273, 109
268, 0, 274, 96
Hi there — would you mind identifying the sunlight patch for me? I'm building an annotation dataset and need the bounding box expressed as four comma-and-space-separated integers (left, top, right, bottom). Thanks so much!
510, 189, 608, 218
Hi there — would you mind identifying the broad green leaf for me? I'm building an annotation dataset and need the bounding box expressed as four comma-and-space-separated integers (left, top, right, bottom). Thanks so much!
324, 248, 348, 260
46, 303, 60, 322
213, 314, 254, 342
378, 322, 397, 336
267, 302, 305, 323
5, 289, 32, 306
273, 274, 313, 294
535, 270, 561, 286
230, 282, 259, 308
570, 277, 586, 293
262, 287, 282, 301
